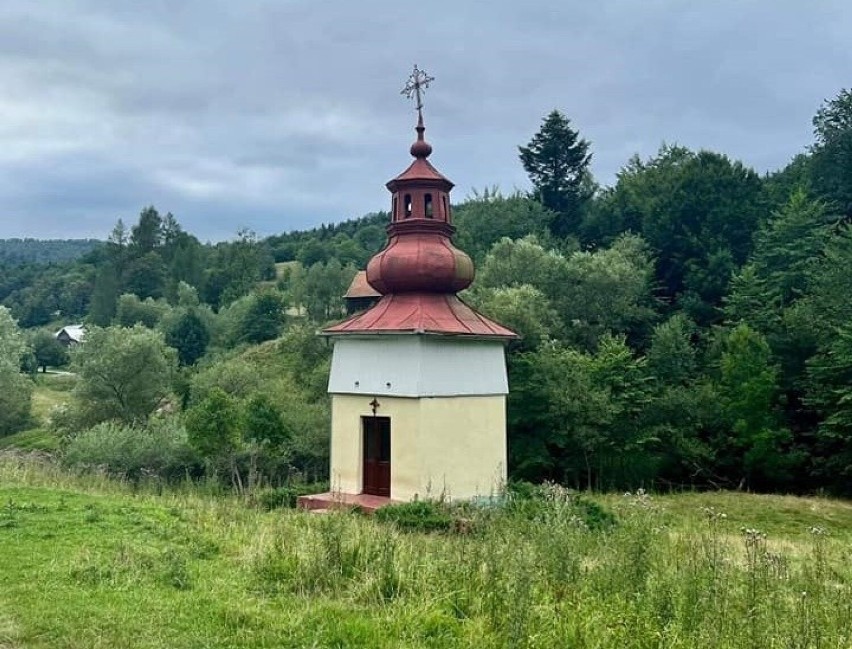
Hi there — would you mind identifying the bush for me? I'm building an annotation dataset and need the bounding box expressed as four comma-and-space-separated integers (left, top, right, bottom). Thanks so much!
254, 482, 329, 510
374, 500, 453, 533
506, 481, 617, 530
0, 371, 32, 436
63, 417, 200, 481
572, 496, 618, 530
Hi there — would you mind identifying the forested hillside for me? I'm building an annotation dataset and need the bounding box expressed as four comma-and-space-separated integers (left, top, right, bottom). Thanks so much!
1, 89, 852, 495
0, 238, 101, 265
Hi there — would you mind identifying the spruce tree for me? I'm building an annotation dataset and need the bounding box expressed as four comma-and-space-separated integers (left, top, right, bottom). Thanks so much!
519, 110, 592, 238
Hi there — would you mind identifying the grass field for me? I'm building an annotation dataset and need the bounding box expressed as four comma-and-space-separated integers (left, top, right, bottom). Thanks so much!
1, 454, 850, 648
29, 373, 76, 420
0, 374, 74, 453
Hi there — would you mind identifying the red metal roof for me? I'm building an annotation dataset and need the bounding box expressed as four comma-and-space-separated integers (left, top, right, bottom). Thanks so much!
343, 271, 382, 299
323, 292, 518, 338
388, 157, 453, 186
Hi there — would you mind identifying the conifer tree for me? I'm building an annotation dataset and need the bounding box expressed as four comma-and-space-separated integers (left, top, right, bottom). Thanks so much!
519, 110, 592, 238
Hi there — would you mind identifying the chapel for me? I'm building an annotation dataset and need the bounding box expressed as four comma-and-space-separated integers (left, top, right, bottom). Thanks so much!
300, 67, 516, 509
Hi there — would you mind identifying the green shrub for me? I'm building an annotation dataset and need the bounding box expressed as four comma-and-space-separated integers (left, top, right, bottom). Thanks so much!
254, 482, 329, 510
507, 481, 617, 530
0, 371, 32, 436
573, 495, 617, 530
374, 500, 453, 533
63, 417, 200, 481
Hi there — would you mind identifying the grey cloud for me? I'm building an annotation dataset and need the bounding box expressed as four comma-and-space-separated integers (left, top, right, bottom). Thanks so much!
0, 0, 850, 239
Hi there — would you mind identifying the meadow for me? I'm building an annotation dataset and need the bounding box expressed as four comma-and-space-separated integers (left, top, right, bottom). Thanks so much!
1, 451, 850, 649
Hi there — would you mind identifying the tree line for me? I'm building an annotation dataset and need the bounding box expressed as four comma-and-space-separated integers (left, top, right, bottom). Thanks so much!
0, 88, 851, 494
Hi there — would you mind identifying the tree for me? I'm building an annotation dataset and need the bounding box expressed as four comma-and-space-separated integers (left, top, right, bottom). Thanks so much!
176, 281, 201, 308
805, 323, 852, 490
296, 239, 331, 267
303, 260, 356, 321
185, 387, 243, 486
165, 309, 210, 366
88, 264, 119, 326
243, 393, 289, 447
0, 306, 32, 435
239, 290, 287, 345
70, 325, 177, 426
189, 355, 263, 404
454, 191, 558, 262
468, 285, 562, 352
763, 154, 813, 211
115, 293, 169, 328
811, 88, 852, 217
165, 231, 205, 292
129, 206, 163, 253
476, 236, 574, 303
476, 234, 656, 350
353, 224, 386, 257
586, 145, 766, 323
725, 191, 831, 393
643, 314, 715, 483
122, 251, 167, 300
0, 306, 28, 367
215, 229, 277, 306
799, 223, 852, 344
509, 335, 652, 488
31, 330, 69, 373
716, 324, 795, 487
646, 314, 697, 386
519, 110, 592, 238
185, 387, 240, 460
558, 234, 657, 349
750, 190, 831, 310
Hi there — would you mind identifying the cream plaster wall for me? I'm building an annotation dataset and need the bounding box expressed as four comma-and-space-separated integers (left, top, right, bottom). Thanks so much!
416, 396, 507, 500
329, 393, 506, 501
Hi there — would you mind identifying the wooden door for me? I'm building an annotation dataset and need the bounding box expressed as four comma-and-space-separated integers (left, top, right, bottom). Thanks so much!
362, 416, 391, 497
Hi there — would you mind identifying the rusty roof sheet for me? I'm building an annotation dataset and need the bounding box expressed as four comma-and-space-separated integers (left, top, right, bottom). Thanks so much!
343, 271, 382, 299
389, 158, 453, 185
323, 292, 517, 339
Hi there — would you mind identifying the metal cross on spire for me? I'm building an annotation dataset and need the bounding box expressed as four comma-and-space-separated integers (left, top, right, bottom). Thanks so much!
401, 65, 435, 117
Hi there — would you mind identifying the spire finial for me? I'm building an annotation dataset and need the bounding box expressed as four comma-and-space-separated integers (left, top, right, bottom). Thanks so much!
401, 64, 434, 123
401, 65, 435, 158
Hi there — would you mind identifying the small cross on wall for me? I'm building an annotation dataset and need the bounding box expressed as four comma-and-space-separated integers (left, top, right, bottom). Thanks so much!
369, 398, 381, 415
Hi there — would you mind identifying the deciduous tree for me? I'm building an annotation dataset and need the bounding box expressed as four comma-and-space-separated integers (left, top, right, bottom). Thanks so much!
0, 306, 32, 435
165, 309, 210, 366
71, 325, 177, 426
31, 330, 69, 373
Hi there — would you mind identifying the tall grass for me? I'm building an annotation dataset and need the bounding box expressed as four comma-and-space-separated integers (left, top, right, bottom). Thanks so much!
1, 454, 851, 648
245, 484, 852, 648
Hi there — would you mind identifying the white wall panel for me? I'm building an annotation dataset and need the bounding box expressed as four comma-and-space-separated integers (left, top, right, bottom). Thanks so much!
328, 335, 508, 397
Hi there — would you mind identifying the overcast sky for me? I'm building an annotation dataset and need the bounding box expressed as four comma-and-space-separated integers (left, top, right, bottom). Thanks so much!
0, 1, 849, 241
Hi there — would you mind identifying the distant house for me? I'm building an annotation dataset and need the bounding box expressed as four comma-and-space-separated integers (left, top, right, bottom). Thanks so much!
55, 324, 86, 347
343, 271, 382, 314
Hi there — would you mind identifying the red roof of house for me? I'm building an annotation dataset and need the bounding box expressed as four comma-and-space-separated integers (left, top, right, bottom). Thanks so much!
323, 293, 517, 338
343, 271, 382, 299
